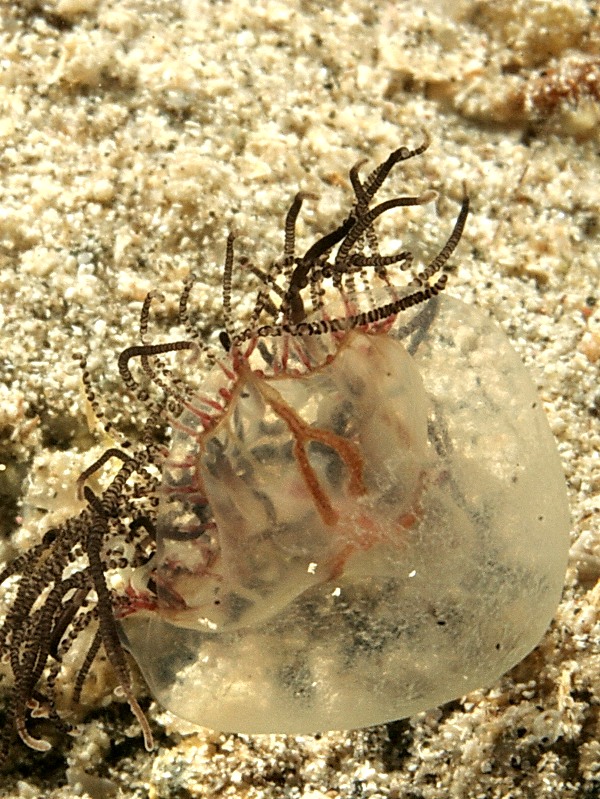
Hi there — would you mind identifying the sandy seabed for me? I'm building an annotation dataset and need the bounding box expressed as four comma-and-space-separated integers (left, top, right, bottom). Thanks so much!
0, 1, 599, 797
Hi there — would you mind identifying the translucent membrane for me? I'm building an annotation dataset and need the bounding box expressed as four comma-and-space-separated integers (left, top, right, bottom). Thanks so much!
122, 295, 570, 733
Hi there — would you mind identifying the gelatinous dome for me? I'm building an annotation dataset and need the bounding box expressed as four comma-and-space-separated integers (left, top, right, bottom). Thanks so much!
122, 294, 570, 734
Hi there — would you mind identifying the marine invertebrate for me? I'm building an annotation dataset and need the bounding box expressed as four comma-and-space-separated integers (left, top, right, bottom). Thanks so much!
0, 140, 570, 757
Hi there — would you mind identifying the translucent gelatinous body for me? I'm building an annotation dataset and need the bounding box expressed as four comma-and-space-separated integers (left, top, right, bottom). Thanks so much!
122, 295, 569, 733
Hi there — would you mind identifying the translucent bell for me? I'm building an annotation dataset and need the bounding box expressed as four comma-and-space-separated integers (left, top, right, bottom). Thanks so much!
122, 295, 570, 734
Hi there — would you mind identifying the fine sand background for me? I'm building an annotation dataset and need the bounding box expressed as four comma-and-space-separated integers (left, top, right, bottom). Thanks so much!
0, 1, 598, 797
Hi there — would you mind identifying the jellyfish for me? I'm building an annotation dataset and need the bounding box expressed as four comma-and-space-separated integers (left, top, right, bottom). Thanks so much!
117, 143, 570, 734
0, 140, 570, 753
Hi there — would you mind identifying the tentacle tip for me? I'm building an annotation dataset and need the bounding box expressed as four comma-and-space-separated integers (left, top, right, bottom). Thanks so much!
297, 191, 319, 202
219, 330, 232, 352
418, 189, 438, 205
143, 728, 155, 752
350, 157, 368, 173
75, 477, 85, 502
148, 290, 166, 304
18, 730, 51, 752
